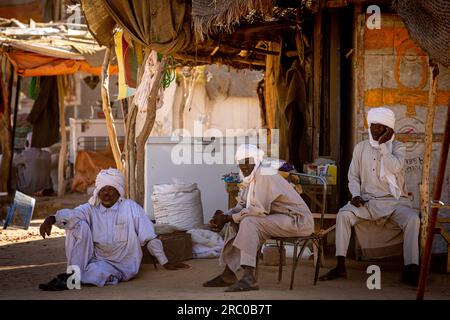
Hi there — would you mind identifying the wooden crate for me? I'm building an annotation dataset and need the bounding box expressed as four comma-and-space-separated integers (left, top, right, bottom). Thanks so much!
142, 231, 192, 264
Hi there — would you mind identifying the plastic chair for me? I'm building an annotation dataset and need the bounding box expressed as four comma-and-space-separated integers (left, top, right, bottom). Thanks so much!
256, 172, 327, 290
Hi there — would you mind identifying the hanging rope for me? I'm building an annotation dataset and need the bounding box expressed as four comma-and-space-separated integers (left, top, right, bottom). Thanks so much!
158, 53, 176, 89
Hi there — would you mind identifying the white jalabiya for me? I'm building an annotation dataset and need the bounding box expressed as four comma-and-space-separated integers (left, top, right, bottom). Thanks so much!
336, 139, 420, 265
220, 168, 313, 270
55, 199, 168, 287
367, 107, 401, 200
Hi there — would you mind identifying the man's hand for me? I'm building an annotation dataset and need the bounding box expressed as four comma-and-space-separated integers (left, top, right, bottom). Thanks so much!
163, 262, 191, 270
350, 196, 365, 208
39, 216, 55, 239
378, 127, 394, 145
209, 210, 231, 232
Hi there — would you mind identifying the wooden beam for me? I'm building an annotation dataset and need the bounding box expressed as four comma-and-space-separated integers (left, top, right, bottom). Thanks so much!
57, 76, 67, 197
173, 53, 266, 67
312, 10, 322, 160
416, 64, 441, 300
419, 64, 439, 260
101, 47, 124, 172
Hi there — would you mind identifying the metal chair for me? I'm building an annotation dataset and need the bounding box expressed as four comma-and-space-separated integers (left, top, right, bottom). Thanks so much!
256, 172, 327, 290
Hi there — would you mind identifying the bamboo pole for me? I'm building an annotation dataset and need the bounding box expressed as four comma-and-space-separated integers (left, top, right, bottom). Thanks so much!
57, 76, 67, 197
417, 99, 449, 300
419, 64, 439, 256
101, 47, 124, 172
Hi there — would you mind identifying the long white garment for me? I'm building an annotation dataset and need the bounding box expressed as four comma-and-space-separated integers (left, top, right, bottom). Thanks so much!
229, 168, 313, 223
337, 139, 419, 264
55, 199, 168, 286
345, 140, 411, 219
220, 170, 314, 271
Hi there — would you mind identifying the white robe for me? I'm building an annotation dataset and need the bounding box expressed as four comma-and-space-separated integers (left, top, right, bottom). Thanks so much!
220, 169, 314, 271
55, 199, 168, 286
336, 140, 420, 264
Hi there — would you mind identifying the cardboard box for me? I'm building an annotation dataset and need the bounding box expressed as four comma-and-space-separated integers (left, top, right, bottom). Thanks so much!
142, 231, 192, 264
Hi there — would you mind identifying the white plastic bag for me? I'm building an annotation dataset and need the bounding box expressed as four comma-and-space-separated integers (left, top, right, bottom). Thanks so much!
151, 183, 204, 231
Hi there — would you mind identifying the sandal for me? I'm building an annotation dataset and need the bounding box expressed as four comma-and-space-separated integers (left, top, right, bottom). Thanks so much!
319, 268, 347, 281
203, 275, 236, 287
224, 276, 259, 292
39, 277, 68, 291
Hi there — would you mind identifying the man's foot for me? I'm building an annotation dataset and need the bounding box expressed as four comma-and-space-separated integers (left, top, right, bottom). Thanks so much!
203, 275, 236, 287
402, 264, 420, 287
39, 277, 68, 291
224, 275, 259, 292
38, 273, 72, 291
319, 268, 347, 281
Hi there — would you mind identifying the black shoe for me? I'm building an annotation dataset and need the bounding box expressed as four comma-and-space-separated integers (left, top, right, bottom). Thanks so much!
402, 264, 420, 287
39, 277, 69, 291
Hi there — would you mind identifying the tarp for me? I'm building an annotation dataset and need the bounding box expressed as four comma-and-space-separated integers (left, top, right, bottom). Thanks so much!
5, 51, 118, 77
80, 0, 193, 54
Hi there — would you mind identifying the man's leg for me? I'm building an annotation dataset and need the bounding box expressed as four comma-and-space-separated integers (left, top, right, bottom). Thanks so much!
320, 210, 359, 280
391, 206, 420, 266
203, 222, 239, 287
66, 221, 123, 287
225, 214, 311, 291
39, 220, 94, 291
391, 206, 420, 286
65, 221, 94, 271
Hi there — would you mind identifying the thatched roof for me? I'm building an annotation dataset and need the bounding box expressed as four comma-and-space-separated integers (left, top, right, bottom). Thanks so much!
79, 0, 317, 70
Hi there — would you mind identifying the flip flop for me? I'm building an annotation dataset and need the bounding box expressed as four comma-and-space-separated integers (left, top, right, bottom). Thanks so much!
319, 268, 347, 281
224, 276, 259, 292
203, 275, 236, 287
39, 277, 68, 291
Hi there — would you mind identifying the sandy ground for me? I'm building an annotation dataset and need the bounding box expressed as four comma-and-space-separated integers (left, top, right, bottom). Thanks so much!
1, 220, 449, 300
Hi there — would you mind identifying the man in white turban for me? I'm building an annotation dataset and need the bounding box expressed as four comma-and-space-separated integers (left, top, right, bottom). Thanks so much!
203, 144, 314, 292
320, 107, 420, 286
38, 168, 188, 291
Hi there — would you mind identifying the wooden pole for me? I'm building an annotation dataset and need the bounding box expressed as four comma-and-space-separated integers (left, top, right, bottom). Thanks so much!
101, 47, 124, 172
417, 99, 450, 300
7, 73, 20, 194
57, 76, 67, 197
135, 55, 167, 206
419, 64, 439, 257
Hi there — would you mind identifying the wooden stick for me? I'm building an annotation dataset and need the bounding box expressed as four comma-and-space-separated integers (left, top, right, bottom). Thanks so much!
101, 47, 124, 172
419, 64, 439, 259
57, 76, 67, 197
135, 55, 167, 206
417, 97, 449, 300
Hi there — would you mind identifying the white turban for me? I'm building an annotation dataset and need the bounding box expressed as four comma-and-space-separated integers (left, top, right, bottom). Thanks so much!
367, 107, 395, 130
88, 168, 125, 206
235, 144, 265, 209
235, 144, 265, 165
366, 107, 401, 199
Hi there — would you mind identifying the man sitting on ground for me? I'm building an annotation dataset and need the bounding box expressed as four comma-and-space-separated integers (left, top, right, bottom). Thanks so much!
319, 107, 420, 286
39, 168, 188, 291
203, 144, 314, 292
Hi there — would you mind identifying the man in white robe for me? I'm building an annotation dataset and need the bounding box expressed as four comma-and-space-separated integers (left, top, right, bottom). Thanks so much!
203, 144, 314, 292
38, 169, 187, 291
320, 107, 420, 286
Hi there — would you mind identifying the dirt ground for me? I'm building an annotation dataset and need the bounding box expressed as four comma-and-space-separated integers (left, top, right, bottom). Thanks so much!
0, 193, 449, 300
0, 220, 449, 300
